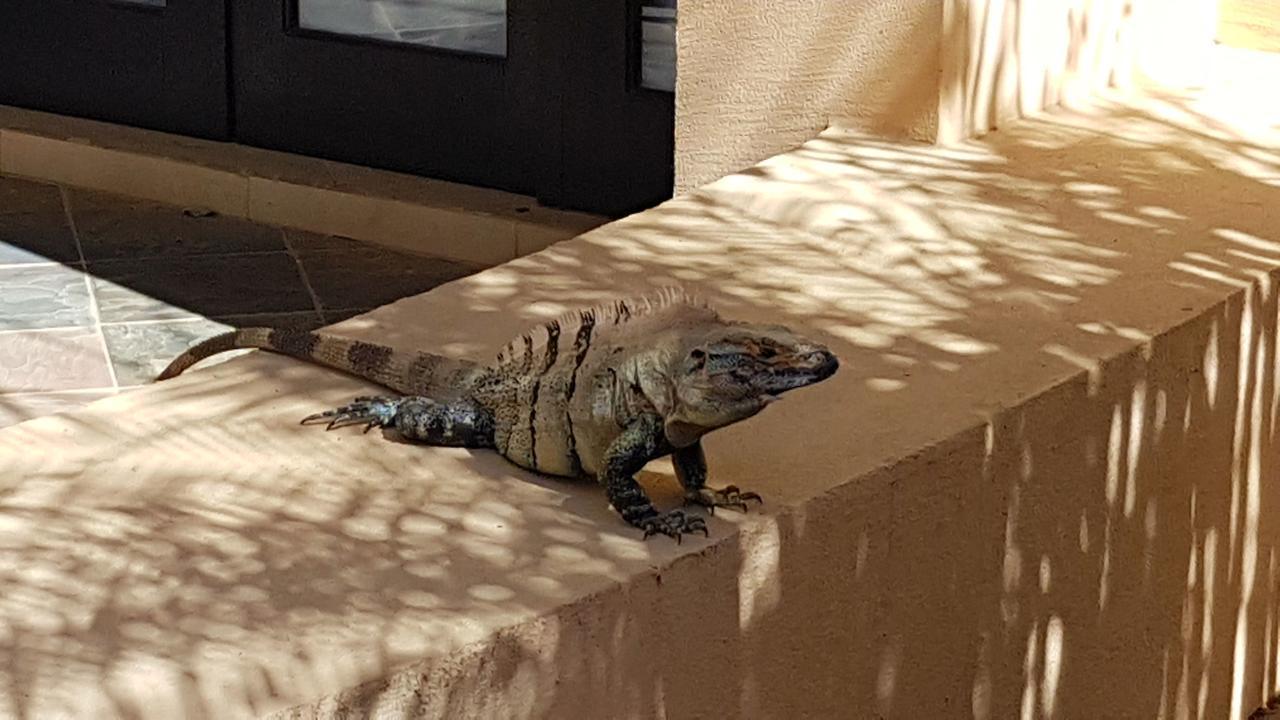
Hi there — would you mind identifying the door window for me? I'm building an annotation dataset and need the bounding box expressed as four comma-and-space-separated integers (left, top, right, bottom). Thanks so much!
639, 0, 676, 91
297, 0, 507, 56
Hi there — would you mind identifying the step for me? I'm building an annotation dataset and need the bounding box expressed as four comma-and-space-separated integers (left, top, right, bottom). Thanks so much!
0, 105, 604, 267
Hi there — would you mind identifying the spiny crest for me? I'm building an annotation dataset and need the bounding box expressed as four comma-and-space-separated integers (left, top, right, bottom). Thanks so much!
494, 287, 710, 366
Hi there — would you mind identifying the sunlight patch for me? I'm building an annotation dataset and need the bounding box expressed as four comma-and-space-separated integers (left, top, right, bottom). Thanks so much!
1021, 620, 1040, 720
915, 329, 997, 356
866, 377, 907, 392
1041, 615, 1065, 718
1125, 380, 1146, 518
876, 638, 902, 716
738, 519, 782, 632
1215, 227, 1280, 253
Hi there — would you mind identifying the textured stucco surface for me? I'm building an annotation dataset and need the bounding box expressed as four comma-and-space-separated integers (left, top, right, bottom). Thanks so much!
673, 0, 943, 192
1219, 0, 1280, 52
0, 46, 1278, 718
938, 0, 1219, 143
674, 0, 1219, 192
938, 0, 1138, 142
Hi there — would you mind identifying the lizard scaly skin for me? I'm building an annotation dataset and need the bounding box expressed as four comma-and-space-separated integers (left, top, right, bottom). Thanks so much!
158, 291, 839, 541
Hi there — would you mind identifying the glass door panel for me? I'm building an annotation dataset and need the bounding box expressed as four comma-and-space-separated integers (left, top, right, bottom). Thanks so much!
298, 0, 507, 56
640, 0, 676, 92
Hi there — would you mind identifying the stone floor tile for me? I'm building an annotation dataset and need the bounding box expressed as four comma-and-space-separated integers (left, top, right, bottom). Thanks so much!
68, 189, 285, 260
211, 310, 326, 330
89, 252, 314, 323
320, 307, 371, 325
0, 263, 93, 331
102, 318, 236, 387
0, 176, 80, 265
283, 230, 373, 254
103, 311, 323, 387
289, 230, 477, 311
0, 328, 112, 393
86, 273, 201, 323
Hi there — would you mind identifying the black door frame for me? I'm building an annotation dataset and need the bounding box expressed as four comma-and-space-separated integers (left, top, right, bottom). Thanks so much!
544, 0, 674, 216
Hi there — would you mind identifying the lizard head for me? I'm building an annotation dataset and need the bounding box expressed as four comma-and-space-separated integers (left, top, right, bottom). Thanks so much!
663, 322, 839, 447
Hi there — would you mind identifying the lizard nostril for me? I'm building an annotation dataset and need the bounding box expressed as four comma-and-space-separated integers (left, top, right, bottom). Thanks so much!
807, 350, 839, 376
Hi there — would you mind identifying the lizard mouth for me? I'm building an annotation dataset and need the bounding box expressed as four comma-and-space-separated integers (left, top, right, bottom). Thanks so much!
764, 349, 839, 395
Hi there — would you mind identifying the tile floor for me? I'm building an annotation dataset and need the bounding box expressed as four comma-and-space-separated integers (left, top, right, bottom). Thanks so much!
0, 174, 481, 428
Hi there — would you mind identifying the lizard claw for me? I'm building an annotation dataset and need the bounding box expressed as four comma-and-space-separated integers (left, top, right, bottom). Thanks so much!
301, 396, 402, 431
684, 484, 764, 515
640, 509, 709, 544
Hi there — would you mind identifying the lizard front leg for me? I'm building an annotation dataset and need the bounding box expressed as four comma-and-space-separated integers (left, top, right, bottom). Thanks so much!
674, 441, 763, 514
602, 414, 708, 542
302, 396, 495, 448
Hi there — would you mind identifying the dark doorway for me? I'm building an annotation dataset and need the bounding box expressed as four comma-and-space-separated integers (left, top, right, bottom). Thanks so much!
0, 0, 677, 217
0, 0, 229, 140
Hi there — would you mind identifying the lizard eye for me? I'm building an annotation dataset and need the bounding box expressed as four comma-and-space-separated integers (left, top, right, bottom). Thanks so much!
689, 349, 706, 369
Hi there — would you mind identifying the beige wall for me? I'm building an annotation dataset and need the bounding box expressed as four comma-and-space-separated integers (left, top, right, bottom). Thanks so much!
673, 0, 944, 192
677, 0, 1220, 187
922, 0, 1218, 143
938, 0, 1140, 142
336, 296, 1279, 719
1219, 0, 1280, 52
269, 74, 1280, 719
1131, 0, 1221, 88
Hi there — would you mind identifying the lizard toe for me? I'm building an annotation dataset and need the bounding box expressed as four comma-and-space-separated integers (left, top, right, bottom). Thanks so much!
641, 509, 709, 543
301, 397, 402, 431
684, 485, 764, 514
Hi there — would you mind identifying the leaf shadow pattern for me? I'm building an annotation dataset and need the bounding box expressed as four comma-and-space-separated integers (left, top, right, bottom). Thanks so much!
0, 84, 1279, 718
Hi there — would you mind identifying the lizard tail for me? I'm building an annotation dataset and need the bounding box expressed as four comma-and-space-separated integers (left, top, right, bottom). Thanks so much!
155, 327, 482, 396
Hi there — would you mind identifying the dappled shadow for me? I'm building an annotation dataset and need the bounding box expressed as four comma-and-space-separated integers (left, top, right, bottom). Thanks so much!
0, 365, 675, 718
1, 76, 1280, 718
941, 0, 1139, 142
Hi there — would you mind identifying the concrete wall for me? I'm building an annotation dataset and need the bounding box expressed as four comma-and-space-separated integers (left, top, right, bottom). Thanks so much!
264, 76, 1280, 719
1219, 0, 1280, 52
673, 0, 944, 192
938, 0, 1140, 142
676, 0, 1220, 187
933, 0, 1218, 142
1131, 0, 1221, 88
318, 294, 1280, 719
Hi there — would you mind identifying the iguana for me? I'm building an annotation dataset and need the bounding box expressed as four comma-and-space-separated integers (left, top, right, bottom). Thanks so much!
157, 291, 839, 541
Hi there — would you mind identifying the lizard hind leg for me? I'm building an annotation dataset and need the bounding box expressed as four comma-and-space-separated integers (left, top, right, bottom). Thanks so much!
302, 396, 495, 448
